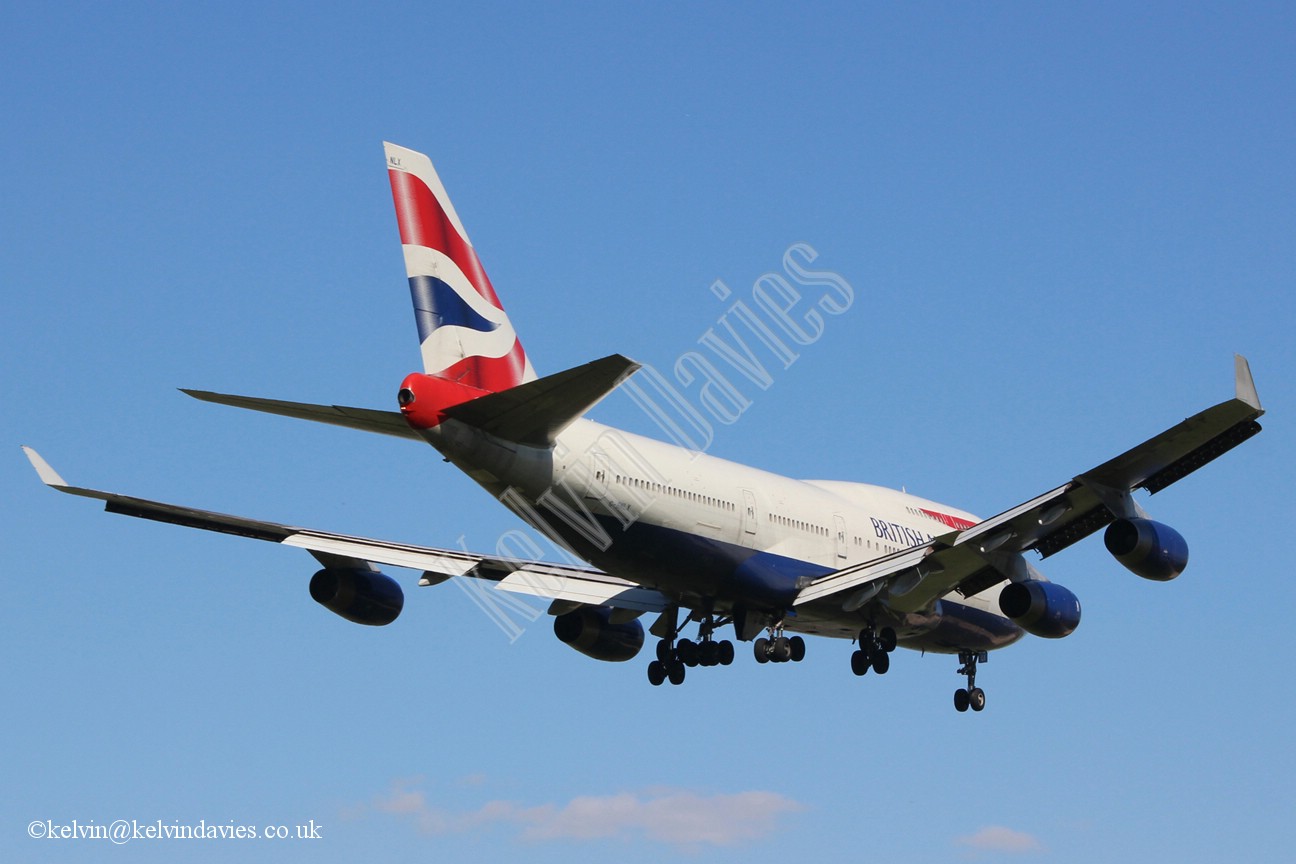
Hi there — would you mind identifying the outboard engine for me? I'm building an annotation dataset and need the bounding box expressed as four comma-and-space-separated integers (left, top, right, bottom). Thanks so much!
310, 567, 404, 625
1104, 518, 1189, 581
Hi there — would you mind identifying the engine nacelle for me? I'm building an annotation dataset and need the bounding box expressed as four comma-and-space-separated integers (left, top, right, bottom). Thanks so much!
553, 607, 644, 662
309, 568, 404, 626
999, 580, 1081, 639
1104, 518, 1189, 581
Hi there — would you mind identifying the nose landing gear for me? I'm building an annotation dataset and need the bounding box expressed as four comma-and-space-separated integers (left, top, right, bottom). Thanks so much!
953, 651, 987, 712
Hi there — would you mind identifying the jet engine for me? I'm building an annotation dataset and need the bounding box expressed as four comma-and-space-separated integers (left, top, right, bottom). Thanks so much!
998, 580, 1081, 639
553, 606, 644, 662
1104, 518, 1189, 582
309, 567, 404, 626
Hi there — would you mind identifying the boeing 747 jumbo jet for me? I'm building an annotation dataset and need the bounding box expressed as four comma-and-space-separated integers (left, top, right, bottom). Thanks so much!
24, 143, 1265, 712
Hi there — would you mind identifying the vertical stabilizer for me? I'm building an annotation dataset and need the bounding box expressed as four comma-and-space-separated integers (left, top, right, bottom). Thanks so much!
385, 142, 536, 391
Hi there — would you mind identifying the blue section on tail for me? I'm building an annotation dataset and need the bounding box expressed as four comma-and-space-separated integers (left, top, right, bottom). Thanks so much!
408, 275, 500, 343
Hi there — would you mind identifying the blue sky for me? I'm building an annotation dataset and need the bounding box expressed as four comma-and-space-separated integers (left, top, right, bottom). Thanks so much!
3, 2, 1293, 861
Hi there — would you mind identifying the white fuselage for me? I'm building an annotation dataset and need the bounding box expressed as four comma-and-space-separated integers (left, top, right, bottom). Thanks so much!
422, 413, 1025, 654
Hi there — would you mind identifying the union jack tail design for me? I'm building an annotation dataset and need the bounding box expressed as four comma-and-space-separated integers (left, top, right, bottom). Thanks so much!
385, 142, 536, 392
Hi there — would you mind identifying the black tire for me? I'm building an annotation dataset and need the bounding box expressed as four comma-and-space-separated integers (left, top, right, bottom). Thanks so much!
677, 638, 698, 667
647, 660, 666, 686
872, 650, 890, 675
772, 636, 792, 663
969, 687, 986, 712
954, 688, 970, 712
656, 640, 674, 664
879, 627, 897, 653
702, 640, 720, 666
754, 637, 770, 663
718, 640, 735, 666
789, 635, 806, 662
667, 661, 686, 685
850, 649, 870, 676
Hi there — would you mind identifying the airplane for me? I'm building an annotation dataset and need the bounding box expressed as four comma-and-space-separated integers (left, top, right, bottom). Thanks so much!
23, 142, 1265, 713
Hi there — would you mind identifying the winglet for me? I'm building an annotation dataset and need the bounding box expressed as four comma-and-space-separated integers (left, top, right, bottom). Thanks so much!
1234, 354, 1262, 412
22, 446, 68, 488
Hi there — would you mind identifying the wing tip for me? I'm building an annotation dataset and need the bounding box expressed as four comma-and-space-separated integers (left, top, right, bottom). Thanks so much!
21, 446, 68, 488
1234, 354, 1262, 413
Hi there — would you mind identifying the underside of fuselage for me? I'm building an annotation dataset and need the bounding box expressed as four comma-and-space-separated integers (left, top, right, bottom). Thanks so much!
551, 505, 1023, 653
486, 479, 1021, 656
420, 405, 1024, 656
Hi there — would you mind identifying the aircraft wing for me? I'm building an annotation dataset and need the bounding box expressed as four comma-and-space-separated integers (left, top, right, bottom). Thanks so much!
795, 355, 1264, 613
21, 447, 669, 614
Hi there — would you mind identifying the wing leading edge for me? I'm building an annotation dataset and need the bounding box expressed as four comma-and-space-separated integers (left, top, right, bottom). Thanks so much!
796, 355, 1264, 613
21, 447, 669, 614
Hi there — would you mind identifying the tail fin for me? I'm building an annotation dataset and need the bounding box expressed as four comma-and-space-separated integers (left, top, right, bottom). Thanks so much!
385, 142, 536, 392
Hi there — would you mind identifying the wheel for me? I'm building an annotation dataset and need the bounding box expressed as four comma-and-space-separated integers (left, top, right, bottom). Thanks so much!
677, 638, 698, 667
772, 636, 792, 662
879, 627, 897, 653
789, 635, 806, 662
871, 650, 890, 675
700, 640, 719, 666
667, 661, 686, 685
718, 640, 735, 666
754, 637, 770, 663
647, 660, 666, 686
969, 687, 986, 712
655, 639, 674, 664
850, 649, 870, 676
954, 688, 970, 712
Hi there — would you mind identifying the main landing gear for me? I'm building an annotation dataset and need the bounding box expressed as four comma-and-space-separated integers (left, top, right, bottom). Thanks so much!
646, 613, 735, 686
953, 651, 987, 712
850, 624, 896, 676
752, 626, 805, 664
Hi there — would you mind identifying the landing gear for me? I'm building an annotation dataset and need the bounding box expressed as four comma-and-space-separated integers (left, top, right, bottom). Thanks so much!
647, 659, 669, 686
753, 627, 805, 664
647, 611, 734, 686
850, 624, 897, 676
647, 641, 689, 686
953, 651, 987, 712
676, 635, 734, 669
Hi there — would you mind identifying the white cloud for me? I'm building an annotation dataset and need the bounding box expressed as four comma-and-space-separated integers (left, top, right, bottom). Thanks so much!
359, 779, 804, 849
956, 825, 1045, 854
520, 789, 802, 846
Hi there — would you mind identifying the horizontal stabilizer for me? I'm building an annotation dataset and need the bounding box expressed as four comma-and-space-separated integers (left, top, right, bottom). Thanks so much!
182, 390, 420, 440
443, 354, 640, 446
